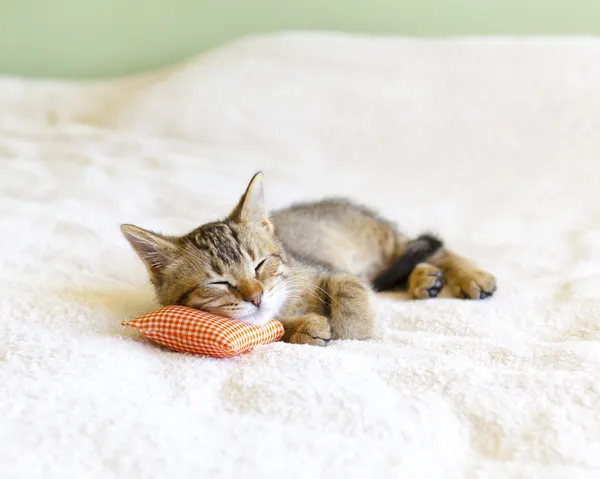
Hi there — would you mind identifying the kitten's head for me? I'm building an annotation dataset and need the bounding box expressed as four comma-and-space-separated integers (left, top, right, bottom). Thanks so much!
121, 173, 290, 325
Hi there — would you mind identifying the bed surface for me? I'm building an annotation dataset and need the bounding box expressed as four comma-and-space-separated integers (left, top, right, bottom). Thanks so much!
2, 33, 600, 478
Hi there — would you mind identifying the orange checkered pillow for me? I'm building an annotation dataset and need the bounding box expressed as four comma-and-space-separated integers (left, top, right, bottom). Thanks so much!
122, 305, 284, 358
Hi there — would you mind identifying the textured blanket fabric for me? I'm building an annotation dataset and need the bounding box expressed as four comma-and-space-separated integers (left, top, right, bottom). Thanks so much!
1, 33, 600, 479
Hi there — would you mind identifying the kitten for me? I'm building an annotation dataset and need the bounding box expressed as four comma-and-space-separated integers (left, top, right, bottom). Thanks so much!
121, 172, 496, 346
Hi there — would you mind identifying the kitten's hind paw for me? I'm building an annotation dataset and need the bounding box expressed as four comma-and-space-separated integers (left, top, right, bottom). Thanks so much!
449, 269, 497, 300
409, 263, 444, 299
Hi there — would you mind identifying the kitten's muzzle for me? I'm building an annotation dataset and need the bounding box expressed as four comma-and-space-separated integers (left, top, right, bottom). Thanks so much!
239, 279, 264, 308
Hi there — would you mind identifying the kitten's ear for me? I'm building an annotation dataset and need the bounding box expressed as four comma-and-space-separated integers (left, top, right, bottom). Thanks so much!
120, 224, 179, 279
229, 172, 273, 231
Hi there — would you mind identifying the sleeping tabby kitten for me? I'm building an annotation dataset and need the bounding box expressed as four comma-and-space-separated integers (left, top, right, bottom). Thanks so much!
121, 173, 496, 346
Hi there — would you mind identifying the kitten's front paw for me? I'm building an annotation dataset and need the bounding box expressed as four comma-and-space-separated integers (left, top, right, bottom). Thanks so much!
449, 269, 497, 300
288, 314, 332, 347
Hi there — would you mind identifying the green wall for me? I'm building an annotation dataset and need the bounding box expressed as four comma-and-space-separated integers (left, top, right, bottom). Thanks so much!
1, 0, 600, 79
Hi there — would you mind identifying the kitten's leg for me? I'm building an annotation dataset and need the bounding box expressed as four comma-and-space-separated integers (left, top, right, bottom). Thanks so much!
321, 274, 376, 340
408, 263, 444, 299
430, 249, 496, 300
280, 314, 332, 346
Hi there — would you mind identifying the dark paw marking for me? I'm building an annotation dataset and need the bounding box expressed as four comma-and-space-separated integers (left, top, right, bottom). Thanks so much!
426, 273, 444, 298
411, 267, 444, 300
477, 286, 497, 300
459, 284, 497, 300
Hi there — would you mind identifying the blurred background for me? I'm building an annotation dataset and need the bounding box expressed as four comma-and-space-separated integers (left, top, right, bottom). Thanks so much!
1, 0, 599, 79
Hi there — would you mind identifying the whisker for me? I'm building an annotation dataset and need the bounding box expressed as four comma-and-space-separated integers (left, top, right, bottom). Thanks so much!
283, 279, 333, 303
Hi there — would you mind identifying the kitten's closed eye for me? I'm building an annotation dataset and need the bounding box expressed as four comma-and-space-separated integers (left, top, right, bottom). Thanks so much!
254, 257, 268, 275
255, 255, 285, 278
210, 281, 233, 288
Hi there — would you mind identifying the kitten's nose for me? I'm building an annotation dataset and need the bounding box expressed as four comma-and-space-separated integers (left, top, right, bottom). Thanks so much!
248, 293, 262, 308
240, 281, 263, 308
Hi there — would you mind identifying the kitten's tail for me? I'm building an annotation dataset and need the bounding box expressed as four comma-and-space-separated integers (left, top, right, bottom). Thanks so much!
372, 233, 444, 292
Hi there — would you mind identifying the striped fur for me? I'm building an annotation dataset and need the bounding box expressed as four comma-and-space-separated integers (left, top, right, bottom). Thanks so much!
121, 172, 496, 345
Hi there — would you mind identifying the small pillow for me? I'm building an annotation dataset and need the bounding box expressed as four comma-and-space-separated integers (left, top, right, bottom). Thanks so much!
122, 305, 284, 358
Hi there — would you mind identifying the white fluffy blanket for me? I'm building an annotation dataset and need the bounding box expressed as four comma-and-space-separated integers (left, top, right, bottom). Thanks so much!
2, 33, 600, 479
